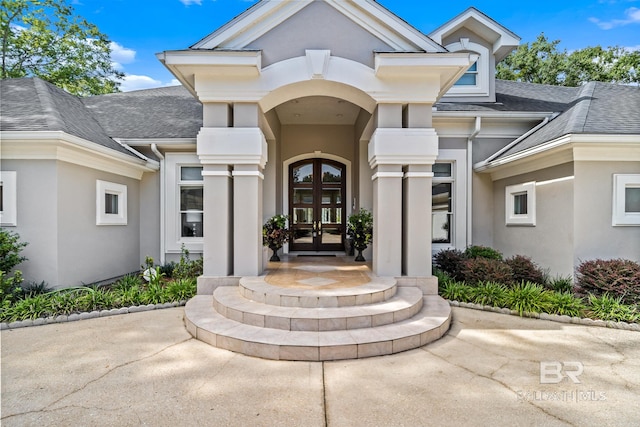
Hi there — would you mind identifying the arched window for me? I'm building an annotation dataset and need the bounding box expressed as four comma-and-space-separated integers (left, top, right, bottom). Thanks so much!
445, 39, 490, 97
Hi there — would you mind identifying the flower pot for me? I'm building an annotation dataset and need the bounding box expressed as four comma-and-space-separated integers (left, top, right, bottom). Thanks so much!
269, 245, 282, 262
354, 245, 367, 262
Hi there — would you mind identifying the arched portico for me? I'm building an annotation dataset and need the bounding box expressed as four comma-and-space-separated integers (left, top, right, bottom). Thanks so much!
163, 48, 473, 291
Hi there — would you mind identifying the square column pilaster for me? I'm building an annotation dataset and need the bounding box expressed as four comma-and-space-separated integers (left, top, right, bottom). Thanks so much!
369, 128, 439, 279
403, 165, 433, 276
371, 164, 404, 277
197, 127, 268, 281
202, 165, 233, 276
233, 164, 264, 277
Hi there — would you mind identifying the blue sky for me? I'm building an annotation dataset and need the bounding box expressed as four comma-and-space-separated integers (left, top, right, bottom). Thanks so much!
68, 0, 640, 92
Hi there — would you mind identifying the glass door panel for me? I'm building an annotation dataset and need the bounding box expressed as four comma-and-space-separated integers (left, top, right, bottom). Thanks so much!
289, 159, 346, 252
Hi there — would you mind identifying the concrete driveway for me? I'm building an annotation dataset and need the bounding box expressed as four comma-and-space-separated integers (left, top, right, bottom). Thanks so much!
1, 307, 639, 426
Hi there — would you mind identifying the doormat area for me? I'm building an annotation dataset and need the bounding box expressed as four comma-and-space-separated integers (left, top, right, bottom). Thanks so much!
297, 254, 337, 257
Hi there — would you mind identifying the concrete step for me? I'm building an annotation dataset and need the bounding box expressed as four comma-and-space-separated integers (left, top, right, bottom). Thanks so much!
213, 286, 424, 331
239, 276, 397, 308
185, 294, 451, 361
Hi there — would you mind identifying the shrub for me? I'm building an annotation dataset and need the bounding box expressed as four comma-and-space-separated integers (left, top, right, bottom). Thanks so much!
587, 294, 639, 323
505, 255, 546, 286
433, 268, 454, 287
172, 246, 203, 281
165, 278, 196, 301
18, 281, 53, 298
464, 245, 503, 260
469, 281, 508, 307
575, 259, 640, 305
545, 291, 587, 317
0, 270, 23, 303
433, 249, 466, 280
459, 257, 513, 286
503, 282, 552, 316
0, 229, 27, 274
546, 275, 573, 293
439, 281, 473, 302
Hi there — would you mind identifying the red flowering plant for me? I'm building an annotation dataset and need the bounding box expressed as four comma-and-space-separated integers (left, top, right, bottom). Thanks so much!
263, 214, 290, 261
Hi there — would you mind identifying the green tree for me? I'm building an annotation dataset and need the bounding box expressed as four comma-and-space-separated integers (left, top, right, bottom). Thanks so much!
1, 0, 123, 95
497, 33, 640, 86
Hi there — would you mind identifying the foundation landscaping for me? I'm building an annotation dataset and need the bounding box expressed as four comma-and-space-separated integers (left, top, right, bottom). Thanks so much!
1, 228, 638, 331
0, 230, 200, 327
434, 246, 640, 329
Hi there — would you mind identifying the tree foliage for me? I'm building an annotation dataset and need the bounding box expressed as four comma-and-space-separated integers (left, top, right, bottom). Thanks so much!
1, 0, 123, 95
496, 33, 640, 86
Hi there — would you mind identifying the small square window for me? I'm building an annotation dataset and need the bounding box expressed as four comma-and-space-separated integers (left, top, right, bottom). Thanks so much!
506, 182, 536, 226
613, 174, 640, 226
0, 171, 17, 226
105, 193, 119, 215
180, 166, 203, 181
97, 180, 127, 225
433, 163, 452, 178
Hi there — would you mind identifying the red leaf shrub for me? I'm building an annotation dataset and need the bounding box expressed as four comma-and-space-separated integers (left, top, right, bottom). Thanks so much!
433, 249, 466, 281
460, 258, 513, 286
575, 259, 640, 304
505, 255, 546, 286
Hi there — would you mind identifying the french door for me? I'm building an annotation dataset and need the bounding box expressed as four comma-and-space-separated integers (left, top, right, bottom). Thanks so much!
289, 159, 346, 252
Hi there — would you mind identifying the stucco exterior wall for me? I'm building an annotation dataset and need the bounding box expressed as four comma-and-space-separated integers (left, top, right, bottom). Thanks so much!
1, 159, 59, 285
281, 124, 355, 165
139, 171, 160, 263
56, 162, 141, 287
493, 163, 575, 277
247, 1, 393, 68
573, 161, 640, 265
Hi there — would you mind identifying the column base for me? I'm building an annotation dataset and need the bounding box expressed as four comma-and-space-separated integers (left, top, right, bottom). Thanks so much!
197, 276, 241, 295
395, 276, 439, 295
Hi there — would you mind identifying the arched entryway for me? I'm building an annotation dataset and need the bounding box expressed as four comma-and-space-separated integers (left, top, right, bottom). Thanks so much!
289, 158, 346, 252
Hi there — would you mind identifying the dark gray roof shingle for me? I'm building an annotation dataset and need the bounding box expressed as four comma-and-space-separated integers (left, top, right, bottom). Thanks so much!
82, 85, 202, 139
496, 81, 640, 158
0, 78, 134, 157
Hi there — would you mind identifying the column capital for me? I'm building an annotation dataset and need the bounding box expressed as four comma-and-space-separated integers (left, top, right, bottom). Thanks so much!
368, 128, 438, 168
197, 127, 267, 168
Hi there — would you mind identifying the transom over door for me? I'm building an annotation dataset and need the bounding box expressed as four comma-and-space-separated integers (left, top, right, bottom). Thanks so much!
289, 159, 346, 252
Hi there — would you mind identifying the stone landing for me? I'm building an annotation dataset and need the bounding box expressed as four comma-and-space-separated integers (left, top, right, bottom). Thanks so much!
185, 257, 451, 360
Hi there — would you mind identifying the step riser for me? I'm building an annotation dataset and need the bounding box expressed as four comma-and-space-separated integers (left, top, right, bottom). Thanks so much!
213, 297, 423, 331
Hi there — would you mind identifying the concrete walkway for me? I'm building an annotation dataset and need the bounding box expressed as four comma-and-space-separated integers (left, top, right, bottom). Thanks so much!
1, 307, 639, 426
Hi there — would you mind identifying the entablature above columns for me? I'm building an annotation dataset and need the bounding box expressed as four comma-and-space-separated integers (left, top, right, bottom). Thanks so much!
368, 128, 439, 168
197, 127, 268, 168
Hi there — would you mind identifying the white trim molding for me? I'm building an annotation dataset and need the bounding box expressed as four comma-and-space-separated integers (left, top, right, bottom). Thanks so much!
96, 180, 127, 226
0, 131, 158, 180
613, 174, 640, 226
0, 171, 17, 226
505, 182, 536, 226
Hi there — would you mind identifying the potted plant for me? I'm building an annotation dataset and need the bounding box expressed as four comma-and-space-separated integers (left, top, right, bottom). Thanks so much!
262, 214, 290, 262
347, 208, 373, 262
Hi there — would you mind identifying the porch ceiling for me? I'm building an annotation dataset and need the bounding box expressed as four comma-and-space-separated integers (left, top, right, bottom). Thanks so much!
274, 96, 362, 125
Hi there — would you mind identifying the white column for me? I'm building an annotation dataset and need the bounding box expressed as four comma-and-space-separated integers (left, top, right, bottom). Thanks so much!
233, 164, 264, 276
372, 164, 404, 276
403, 165, 433, 276
202, 165, 232, 276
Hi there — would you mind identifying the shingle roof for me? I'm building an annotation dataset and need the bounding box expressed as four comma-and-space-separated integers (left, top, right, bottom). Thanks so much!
0, 77, 133, 157
82, 85, 202, 139
495, 81, 640, 159
436, 79, 580, 112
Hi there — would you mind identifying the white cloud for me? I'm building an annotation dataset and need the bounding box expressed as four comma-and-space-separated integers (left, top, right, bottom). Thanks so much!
590, 7, 640, 29
120, 75, 182, 92
110, 42, 136, 70
179, 0, 202, 5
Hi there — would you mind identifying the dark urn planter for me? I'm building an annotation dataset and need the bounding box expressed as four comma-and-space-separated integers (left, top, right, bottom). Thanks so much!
269, 244, 282, 262
354, 244, 367, 262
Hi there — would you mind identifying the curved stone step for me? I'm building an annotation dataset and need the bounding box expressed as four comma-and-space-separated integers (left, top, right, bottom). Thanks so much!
239, 276, 397, 308
185, 294, 451, 361
213, 286, 424, 331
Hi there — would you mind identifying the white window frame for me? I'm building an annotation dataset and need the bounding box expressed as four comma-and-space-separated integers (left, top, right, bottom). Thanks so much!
432, 149, 467, 254
0, 171, 17, 226
505, 182, 536, 226
96, 180, 127, 225
612, 174, 640, 226
165, 153, 204, 254
444, 40, 490, 97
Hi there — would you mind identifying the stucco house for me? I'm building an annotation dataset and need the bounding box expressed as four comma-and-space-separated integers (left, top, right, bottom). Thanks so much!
1, 0, 639, 291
